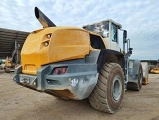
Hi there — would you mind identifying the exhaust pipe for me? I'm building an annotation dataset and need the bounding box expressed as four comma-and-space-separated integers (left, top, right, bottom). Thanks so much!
35, 7, 56, 28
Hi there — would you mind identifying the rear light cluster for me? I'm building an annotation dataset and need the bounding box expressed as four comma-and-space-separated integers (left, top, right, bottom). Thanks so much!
53, 67, 67, 75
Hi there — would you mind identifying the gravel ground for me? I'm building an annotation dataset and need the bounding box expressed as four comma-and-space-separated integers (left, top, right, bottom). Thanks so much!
0, 72, 159, 120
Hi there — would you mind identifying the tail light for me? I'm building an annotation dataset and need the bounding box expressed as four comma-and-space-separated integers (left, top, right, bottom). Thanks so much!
53, 67, 67, 75
61, 68, 67, 74
54, 68, 60, 74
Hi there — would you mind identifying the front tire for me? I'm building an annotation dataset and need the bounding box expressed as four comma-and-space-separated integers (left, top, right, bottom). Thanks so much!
89, 63, 124, 113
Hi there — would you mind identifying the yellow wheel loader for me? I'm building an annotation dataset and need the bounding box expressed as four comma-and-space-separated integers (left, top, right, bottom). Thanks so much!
13, 7, 148, 113
149, 60, 159, 74
150, 67, 159, 74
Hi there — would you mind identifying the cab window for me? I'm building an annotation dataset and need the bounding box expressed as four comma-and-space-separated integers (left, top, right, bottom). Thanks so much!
111, 23, 117, 42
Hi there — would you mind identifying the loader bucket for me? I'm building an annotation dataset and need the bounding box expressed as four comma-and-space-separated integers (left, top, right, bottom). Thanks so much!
141, 62, 149, 85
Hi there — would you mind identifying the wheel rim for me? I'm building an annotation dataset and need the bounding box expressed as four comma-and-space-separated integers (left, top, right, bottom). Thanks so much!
112, 76, 122, 101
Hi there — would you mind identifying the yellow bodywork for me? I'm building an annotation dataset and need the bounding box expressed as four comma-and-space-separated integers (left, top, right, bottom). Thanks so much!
21, 27, 107, 75
150, 67, 159, 74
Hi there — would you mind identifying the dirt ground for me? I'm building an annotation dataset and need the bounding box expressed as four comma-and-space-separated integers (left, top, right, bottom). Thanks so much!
0, 72, 159, 120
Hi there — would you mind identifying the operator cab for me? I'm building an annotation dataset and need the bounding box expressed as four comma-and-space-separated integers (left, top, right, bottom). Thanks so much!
83, 19, 122, 52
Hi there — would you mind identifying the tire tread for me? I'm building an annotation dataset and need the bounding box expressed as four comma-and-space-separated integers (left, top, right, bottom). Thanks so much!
89, 63, 124, 113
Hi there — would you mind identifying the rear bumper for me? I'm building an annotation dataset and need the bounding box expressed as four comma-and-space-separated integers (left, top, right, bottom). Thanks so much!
13, 63, 98, 100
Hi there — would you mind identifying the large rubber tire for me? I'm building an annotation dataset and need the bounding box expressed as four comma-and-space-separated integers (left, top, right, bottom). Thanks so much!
127, 64, 143, 91
89, 63, 124, 113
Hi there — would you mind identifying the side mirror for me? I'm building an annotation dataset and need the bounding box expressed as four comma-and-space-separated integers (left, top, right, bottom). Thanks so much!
123, 30, 127, 39
129, 48, 133, 54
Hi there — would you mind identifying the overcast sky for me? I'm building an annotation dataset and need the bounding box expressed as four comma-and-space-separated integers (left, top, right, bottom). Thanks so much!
0, 0, 159, 60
